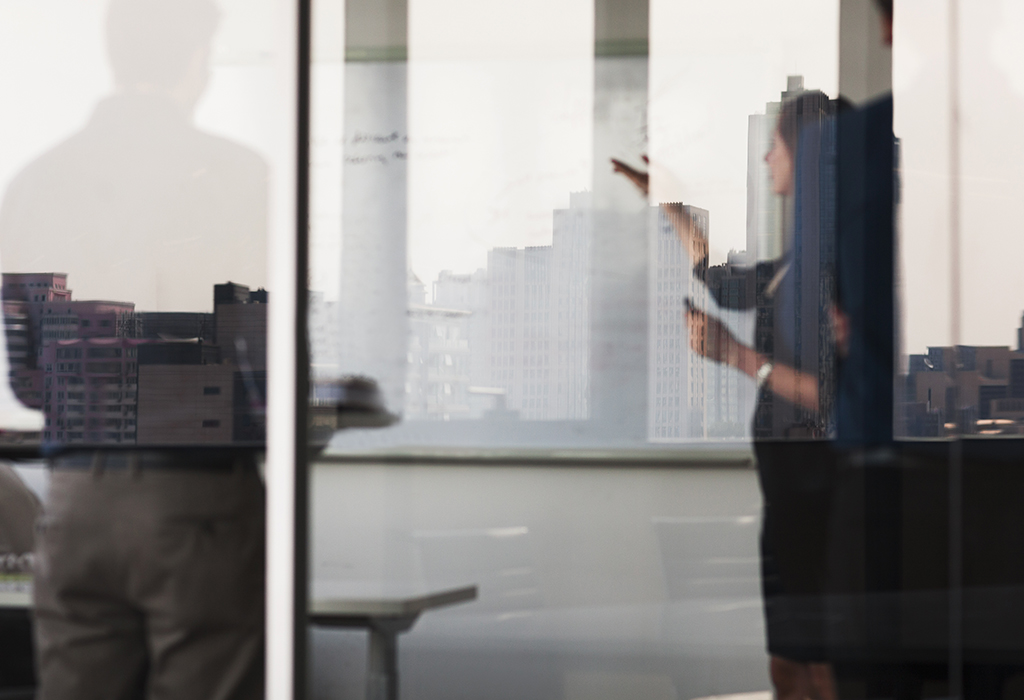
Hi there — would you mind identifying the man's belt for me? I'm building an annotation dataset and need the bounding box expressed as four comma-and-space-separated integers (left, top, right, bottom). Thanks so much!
50, 450, 257, 473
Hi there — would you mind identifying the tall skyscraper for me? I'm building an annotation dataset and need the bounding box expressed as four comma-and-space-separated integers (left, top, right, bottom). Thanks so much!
486, 245, 557, 420
746, 75, 806, 262
649, 204, 709, 440
706, 250, 756, 438
405, 192, 592, 422
745, 76, 838, 439
433, 269, 491, 400
484, 193, 593, 420
551, 192, 591, 420
405, 302, 473, 421
407, 192, 722, 437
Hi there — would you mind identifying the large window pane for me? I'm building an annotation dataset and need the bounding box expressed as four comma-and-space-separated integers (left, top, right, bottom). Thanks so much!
1, 0, 294, 448
308, 2, 848, 699
317, 0, 842, 454
0, 1, 296, 698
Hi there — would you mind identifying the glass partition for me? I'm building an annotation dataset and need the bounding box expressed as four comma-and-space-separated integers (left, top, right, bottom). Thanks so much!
309, 0, 1024, 695
0, 1, 297, 698
894, 1, 1024, 698
0, 0, 295, 450
307, 1, 862, 699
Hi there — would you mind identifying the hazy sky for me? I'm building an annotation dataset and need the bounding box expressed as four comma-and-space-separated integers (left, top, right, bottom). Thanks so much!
3, 0, 1024, 353
0, 0, 291, 312
895, 0, 1024, 354
400, 0, 839, 291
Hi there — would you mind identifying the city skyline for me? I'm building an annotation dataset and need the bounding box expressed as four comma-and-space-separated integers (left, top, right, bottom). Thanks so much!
9, 260, 1024, 442
2, 272, 267, 445
391, 77, 833, 440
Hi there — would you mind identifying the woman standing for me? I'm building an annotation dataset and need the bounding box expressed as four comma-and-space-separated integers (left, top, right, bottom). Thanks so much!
614, 89, 838, 700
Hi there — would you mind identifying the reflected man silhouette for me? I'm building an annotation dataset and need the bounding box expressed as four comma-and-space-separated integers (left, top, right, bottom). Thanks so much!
0, 1, 267, 698
0, 0, 267, 312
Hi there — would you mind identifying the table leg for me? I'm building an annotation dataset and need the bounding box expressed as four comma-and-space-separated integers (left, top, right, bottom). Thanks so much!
366, 616, 418, 700
366, 627, 397, 700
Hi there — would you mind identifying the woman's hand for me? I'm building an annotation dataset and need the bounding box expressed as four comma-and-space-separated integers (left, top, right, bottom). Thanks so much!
612, 158, 705, 262
685, 304, 824, 413
610, 156, 649, 198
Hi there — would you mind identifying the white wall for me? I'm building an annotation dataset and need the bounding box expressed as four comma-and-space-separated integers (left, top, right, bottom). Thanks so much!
310, 461, 769, 700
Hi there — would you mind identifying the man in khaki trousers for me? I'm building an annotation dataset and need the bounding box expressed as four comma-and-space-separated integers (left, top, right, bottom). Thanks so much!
0, 463, 39, 689
33, 454, 265, 700
0, 464, 38, 558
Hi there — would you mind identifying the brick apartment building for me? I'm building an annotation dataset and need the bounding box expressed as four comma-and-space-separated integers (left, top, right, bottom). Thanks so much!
2, 274, 266, 445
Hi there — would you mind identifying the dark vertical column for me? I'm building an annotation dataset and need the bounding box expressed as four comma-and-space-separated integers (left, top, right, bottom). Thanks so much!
833, 1, 903, 692
339, 0, 408, 414
294, 0, 312, 696
836, 0, 895, 446
588, 0, 649, 441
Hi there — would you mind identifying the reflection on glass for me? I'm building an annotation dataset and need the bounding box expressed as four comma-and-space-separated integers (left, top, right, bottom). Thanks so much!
311, 0, 858, 696
896, 0, 1024, 440
324, 78, 850, 450
0, 0, 269, 447
900, 344, 1024, 437
0, 1, 286, 698
631, 84, 840, 698
309, 0, 1024, 696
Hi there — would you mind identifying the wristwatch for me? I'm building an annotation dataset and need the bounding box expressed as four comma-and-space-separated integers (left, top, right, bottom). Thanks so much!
756, 361, 774, 390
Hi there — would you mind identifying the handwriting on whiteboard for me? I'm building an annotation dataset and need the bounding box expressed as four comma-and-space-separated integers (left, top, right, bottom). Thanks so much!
345, 131, 408, 166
